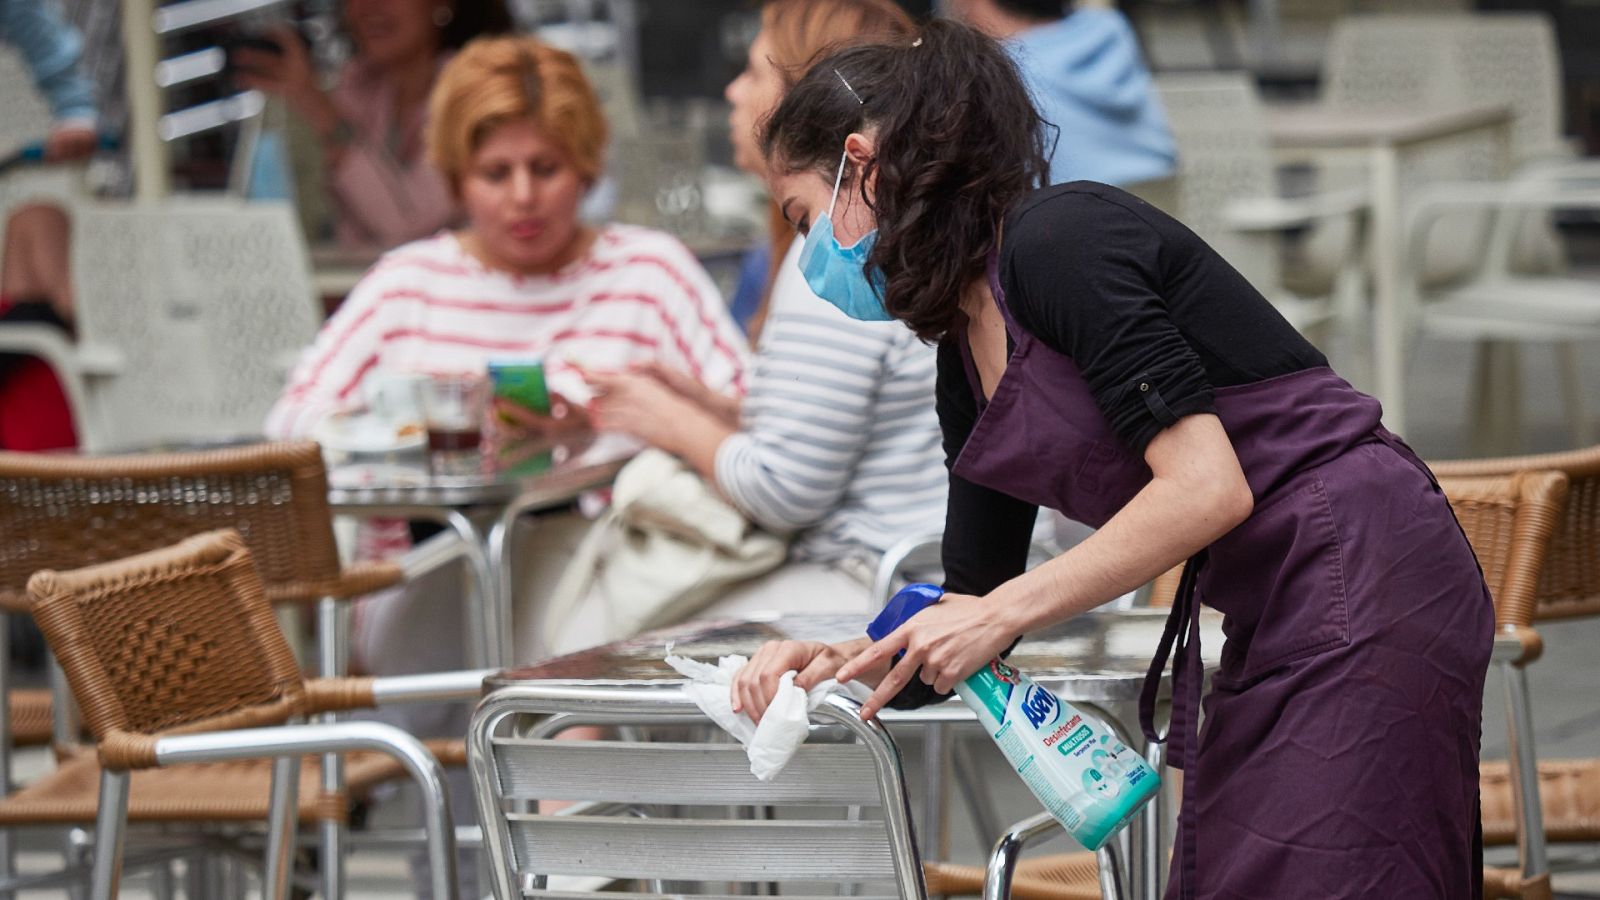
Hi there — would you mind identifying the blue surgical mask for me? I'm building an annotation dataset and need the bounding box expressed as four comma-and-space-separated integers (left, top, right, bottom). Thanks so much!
798, 152, 892, 321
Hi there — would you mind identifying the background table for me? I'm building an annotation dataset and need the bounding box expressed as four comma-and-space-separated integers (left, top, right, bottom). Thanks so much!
487, 609, 1226, 900
1266, 101, 1514, 434
327, 431, 636, 668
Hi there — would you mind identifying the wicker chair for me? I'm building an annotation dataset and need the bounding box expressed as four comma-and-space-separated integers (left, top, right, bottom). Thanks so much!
1437, 471, 1570, 900
929, 470, 1569, 900
0, 441, 478, 898
1436, 448, 1600, 897
0, 530, 481, 898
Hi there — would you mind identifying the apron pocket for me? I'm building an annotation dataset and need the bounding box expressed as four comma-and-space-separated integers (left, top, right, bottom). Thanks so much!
1205, 472, 1351, 690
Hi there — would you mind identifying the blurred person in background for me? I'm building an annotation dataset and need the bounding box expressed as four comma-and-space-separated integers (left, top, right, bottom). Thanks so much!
0, 0, 100, 452
266, 36, 747, 442
232, 0, 514, 249
266, 36, 747, 891
567, 0, 946, 653
950, 0, 1174, 189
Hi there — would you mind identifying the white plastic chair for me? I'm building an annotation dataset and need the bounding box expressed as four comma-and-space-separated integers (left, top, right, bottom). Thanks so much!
0, 198, 321, 452
1402, 170, 1600, 451
1151, 73, 1368, 351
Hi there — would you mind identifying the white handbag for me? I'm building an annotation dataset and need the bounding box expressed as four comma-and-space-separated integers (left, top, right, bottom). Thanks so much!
541, 449, 788, 647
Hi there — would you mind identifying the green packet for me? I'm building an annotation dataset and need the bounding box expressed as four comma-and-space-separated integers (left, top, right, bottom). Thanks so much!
488, 359, 550, 417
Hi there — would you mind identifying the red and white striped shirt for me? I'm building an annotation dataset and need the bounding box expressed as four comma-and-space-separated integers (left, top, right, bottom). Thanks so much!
266, 225, 749, 438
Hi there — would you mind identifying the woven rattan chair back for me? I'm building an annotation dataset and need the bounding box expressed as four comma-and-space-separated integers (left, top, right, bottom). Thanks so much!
0, 441, 344, 612
26, 529, 305, 752
1435, 447, 1600, 622
1437, 471, 1569, 634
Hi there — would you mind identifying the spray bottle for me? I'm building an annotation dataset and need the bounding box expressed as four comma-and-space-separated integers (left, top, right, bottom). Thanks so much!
868, 583, 1159, 850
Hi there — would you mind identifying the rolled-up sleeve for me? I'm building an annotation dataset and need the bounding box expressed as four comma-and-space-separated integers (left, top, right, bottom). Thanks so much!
1002, 192, 1215, 454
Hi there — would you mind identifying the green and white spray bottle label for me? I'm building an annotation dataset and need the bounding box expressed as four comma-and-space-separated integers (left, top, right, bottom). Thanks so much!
868, 584, 1159, 851
958, 659, 1158, 850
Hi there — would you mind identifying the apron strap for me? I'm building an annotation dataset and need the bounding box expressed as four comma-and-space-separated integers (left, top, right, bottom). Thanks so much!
1139, 549, 1209, 900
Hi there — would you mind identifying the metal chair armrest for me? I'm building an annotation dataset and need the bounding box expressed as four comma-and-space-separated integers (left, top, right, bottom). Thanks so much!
301, 670, 493, 714
1496, 626, 1543, 666
151, 720, 458, 900
872, 532, 945, 606
325, 560, 406, 598
983, 811, 1063, 900
398, 530, 475, 583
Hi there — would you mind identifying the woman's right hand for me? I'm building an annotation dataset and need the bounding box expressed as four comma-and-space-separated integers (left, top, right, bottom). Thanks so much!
231, 26, 341, 136
730, 639, 853, 723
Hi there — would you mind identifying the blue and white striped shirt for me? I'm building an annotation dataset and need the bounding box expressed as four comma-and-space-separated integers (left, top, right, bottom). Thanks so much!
714, 239, 948, 565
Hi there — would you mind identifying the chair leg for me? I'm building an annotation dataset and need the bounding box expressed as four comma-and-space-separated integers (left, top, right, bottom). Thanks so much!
88, 769, 130, 900
1502, 662, 1550, 891
951, 735, 1001, 850
0, 614, 13, 900
263, 754, 301, 900
1096, 841, 1127, 900
1555, 341, 1594, 447
317, 596, 348, 900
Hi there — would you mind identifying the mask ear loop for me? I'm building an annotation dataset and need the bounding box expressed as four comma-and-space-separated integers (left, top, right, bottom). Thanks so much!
826, 150, 849, 219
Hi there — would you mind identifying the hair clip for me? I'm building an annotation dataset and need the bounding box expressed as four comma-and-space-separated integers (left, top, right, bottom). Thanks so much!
833, 68, 865, 105
911, 37, 923, 47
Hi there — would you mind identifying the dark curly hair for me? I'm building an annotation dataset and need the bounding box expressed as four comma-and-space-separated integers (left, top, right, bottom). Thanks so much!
760, 19, 1049, 340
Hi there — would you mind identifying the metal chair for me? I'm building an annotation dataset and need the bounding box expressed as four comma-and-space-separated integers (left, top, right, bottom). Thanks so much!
0, 441, 488, 898
0, 198, 321, 453
1435, 470, 1569, 900
2, 529, 480, 899
1437, 448, 1600, 896
469, 683, 926, 900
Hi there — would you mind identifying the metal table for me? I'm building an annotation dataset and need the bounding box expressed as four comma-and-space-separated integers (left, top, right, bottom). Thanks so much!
1264, 101, 1515, 435
485, 609, 1227, 900
326, 431, 636, 669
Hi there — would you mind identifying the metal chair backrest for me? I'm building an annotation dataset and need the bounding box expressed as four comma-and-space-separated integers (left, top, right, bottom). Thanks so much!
1151, 73, 1283, 296
0, 441, 345, 611
69, 199, 320, 452
26, 529, 305, 752
469, 684, 928, 900
1435, 449, 1600, 622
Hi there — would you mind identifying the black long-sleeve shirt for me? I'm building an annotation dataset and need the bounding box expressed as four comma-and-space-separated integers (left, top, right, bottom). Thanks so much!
890, 182, 1325, 710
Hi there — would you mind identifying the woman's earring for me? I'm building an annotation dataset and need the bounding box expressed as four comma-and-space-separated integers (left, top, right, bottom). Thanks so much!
432, 5, 454, 27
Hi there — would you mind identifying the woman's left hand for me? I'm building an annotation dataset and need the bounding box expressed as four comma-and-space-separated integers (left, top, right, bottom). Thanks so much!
835, 591, 1022, 720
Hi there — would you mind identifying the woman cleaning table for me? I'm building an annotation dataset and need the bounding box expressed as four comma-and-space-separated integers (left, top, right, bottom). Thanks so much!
730, 20, 1494, 900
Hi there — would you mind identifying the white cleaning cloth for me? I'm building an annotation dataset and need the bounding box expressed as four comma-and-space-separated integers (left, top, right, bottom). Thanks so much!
665, 647, 872, 781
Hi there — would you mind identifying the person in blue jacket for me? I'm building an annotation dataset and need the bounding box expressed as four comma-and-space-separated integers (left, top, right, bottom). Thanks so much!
950, 0, 1174, 189
0, 0, 98, 162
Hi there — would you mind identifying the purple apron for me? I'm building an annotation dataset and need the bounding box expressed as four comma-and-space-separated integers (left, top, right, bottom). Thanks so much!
953, 261, 1494, 898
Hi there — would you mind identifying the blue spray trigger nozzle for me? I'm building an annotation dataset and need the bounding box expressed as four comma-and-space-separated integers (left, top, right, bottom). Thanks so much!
867, 583, 944, 642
